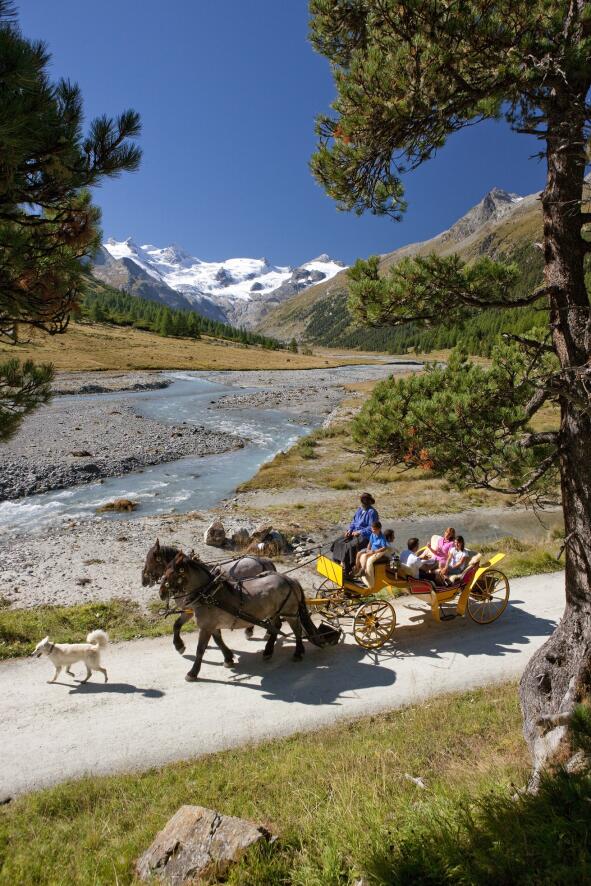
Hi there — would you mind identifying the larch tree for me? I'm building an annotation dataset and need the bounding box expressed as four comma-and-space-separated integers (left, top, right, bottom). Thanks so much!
310, 0, 591, 783
0, 0, 141, 440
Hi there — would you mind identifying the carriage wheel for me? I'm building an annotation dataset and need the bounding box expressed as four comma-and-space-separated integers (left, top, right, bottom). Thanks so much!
467, 569, 510, 624
353, 600, 396, 649
311, 585, 348, 623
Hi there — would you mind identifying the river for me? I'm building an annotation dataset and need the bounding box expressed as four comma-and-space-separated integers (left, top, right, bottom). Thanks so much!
0, 363, 402, 536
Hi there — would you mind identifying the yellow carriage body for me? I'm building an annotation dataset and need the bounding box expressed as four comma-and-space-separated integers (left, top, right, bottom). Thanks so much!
312, 552, 510, 645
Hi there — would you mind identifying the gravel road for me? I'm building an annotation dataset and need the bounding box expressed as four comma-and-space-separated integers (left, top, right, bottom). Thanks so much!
0, 572, 563, 798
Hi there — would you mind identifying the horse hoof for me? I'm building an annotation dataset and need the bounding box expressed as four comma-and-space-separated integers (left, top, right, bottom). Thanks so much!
175, 645, 186, 656
223, 659, 236, 669
292, 653, 304, 662
262, 653, 273, 661
185, 673, 199, 683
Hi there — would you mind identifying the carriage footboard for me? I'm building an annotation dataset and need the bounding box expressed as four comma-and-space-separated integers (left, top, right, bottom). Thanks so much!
305, 621, 342, 647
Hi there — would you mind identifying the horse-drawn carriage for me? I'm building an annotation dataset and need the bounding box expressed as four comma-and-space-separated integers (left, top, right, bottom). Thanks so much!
149, 537, 511, 681
308, 551, 510, 649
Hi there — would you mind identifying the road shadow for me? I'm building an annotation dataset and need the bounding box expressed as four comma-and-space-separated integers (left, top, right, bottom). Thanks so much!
386, 597, 558, 664
69, 682, 164, 698
196, 641, 396, 705
176, 597, 557, 702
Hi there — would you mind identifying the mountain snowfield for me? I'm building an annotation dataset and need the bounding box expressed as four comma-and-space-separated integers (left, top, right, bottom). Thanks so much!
99, 238, 345, 327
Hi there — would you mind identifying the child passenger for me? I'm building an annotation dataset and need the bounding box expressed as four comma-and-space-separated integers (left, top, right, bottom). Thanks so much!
354, 521, 389, 577
361, 528, 397, 588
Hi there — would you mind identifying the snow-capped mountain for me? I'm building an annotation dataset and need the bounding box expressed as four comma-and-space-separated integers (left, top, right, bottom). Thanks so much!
94, 239, 345, 327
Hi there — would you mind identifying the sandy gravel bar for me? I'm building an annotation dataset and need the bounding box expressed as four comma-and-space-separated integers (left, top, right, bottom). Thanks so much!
0, 400, 243, 501
211, 385, 343, 419
0, 511, 313, 609
52, 370, 171, 395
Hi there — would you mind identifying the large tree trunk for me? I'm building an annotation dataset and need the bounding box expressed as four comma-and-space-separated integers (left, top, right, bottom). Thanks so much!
519, 104, 591, 785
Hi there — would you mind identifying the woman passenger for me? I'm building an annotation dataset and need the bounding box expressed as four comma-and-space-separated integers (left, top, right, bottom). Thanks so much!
439, 535, 469, 581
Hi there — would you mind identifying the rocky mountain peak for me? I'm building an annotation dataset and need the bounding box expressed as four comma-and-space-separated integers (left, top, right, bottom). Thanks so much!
444, 187, 523, 243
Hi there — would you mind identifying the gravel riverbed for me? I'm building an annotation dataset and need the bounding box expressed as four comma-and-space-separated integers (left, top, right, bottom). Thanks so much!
52, 370, 171, 396
0, 400, 242, 501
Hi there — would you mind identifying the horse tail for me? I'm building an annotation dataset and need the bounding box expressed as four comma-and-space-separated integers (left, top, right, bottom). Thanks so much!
285, 576, 317, 638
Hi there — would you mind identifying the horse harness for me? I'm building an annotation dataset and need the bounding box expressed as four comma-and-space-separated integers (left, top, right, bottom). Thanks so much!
167, 561, 294, 638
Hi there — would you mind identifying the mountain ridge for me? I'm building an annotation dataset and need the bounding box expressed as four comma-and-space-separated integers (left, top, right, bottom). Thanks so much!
257, 184, 544, 342
92, 239, 346, 328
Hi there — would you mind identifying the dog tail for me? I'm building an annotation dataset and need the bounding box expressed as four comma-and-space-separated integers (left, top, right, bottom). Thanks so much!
86, 629, 109, 648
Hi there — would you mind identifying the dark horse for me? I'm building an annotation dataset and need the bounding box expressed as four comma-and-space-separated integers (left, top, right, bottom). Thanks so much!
142, 538, 276, 654
160, 551, 318, 681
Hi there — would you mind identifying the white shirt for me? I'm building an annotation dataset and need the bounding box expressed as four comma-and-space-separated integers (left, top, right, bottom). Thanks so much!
400, 549, 421, 578
449, 548, 467, 569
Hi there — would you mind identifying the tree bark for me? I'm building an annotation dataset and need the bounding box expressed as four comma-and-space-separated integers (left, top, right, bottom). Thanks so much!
519, 98, 591, 786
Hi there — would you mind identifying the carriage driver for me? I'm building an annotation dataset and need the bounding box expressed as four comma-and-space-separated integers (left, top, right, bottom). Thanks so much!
330, 492, 378, 577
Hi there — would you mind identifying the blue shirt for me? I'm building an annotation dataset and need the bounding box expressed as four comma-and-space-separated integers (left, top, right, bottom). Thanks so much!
368, 532, 387, 551
348, 506, 379, 540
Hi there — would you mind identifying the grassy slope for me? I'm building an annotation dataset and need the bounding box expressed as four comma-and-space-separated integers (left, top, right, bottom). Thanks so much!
260, 195, 543, 341
0, 321, 370, 372
0, 683, 527, 885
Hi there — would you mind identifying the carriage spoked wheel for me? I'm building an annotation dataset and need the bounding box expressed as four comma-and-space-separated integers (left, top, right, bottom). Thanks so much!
468, 569, 510, 624
311, 585, 349, 623
353, 600, 396, 649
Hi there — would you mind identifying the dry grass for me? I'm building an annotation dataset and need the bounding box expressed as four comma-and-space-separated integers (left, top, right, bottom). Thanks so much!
237, 420, 507, 530
0, 323, 371, 372
0, 683, 527, 885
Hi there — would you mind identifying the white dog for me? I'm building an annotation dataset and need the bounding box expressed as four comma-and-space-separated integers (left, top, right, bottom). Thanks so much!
32, 630, 109, 684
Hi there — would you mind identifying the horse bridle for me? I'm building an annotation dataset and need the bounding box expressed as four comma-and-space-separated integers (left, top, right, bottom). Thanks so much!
161, 558, 222, 610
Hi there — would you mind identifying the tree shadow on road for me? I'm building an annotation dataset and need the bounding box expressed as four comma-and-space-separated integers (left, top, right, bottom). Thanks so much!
384, 597, 557, 664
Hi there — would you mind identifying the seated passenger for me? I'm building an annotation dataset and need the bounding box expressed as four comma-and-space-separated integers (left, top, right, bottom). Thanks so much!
423, 527, 456, 569
354, 520, 388, 577
439, 535, 469, 582
399, 537, 438, 580
362, 528, 397, 588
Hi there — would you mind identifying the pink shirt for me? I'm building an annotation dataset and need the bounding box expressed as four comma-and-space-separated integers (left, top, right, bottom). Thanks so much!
435, 539, 454, 566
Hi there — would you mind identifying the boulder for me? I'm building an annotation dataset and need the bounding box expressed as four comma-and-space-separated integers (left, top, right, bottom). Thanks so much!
246, 528, 288, 556
136, 805, 273, 885
96, 498, 138, 513
250, 524, 274, 544
231, 528, 251, 549
204, 519, 226, 547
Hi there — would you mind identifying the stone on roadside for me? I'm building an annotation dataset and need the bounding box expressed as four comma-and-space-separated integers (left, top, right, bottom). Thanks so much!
231, 528, 251, 549
204, 519, 226, 547
246, 525, 288, 556
135, 805, 273, 885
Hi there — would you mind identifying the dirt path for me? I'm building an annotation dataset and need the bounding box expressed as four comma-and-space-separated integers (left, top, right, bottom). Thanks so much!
0, 572, 563, 798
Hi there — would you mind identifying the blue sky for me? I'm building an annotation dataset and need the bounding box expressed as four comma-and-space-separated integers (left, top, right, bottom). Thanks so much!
19, 0, 546, 266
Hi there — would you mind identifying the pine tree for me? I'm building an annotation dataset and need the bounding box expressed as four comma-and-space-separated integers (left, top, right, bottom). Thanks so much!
0, 1, 141, 441
289, 337, 298, 353
311, 0, 591, 781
